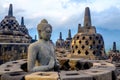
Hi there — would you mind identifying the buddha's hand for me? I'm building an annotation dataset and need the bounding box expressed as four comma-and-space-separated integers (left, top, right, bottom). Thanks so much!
48, 56, 55, 69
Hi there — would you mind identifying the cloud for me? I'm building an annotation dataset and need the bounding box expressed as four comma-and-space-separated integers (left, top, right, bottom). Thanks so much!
0, 0, 120, 30
92, 6, 120, 30
1, 0, 120, 51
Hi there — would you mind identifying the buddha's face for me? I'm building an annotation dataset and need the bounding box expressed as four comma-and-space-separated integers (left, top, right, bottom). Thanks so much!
39, 27, 52, 41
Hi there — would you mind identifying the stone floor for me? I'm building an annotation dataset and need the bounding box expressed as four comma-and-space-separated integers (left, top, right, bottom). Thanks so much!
0, 58, 117, 80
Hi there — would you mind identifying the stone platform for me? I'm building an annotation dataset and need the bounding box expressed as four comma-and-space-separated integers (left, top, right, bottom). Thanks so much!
0, 58, 116, 80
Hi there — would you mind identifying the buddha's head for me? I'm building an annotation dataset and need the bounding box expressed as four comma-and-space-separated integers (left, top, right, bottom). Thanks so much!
37, 19, 52, 41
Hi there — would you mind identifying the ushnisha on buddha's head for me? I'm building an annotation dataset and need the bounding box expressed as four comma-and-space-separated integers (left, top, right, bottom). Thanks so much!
37, 19, 52, 41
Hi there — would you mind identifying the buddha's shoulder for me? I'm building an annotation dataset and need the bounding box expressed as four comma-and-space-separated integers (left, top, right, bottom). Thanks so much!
29, 41, 42, 48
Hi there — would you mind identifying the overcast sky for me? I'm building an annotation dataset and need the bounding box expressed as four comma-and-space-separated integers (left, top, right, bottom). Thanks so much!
0, 0, 120, 51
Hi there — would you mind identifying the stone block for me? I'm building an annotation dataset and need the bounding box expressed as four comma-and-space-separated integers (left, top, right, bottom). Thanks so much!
0, 59, 27, 75
59, 71, 92, 80
25, 72, 59, 80
84, 69, 112, 80
1, 71, 27, 80
91, 60, 116, 71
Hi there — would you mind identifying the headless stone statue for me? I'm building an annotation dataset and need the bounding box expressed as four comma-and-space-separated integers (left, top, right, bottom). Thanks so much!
27, 19, 59, 72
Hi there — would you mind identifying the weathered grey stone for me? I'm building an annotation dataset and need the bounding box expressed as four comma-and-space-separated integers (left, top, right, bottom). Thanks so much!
1, 71, 27, 80
58, 58, 116, 80
91, 60, 116, 71
84, 69, 112, 80
0, 58, 116, 80
0, 59, 26, 75
25, 72, 58, 80
70, 7, 106, 60
0, 4, 32, 64
84, 7, 91, 27
27, 19, 59, 72
59, 71, 92, 80
8, 4, 13, 17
